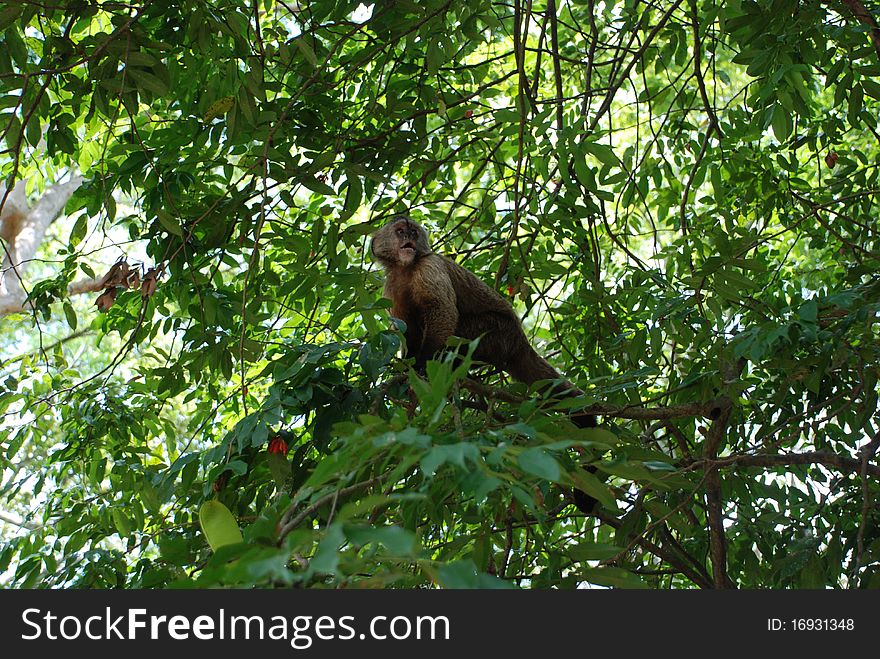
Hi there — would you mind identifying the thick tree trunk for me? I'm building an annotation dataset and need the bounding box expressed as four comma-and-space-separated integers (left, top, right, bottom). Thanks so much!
0, 175, 85, 315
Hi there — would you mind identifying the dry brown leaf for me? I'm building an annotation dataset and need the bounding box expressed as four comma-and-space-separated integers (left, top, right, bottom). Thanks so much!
95, 287, 118, 312
99, 261, 130, 289
124, 269, 141, 289
141, 268, 159, 298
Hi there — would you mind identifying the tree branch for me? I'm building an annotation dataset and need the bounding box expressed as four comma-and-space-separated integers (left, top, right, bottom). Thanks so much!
0, 273, 107, 317
0, 175, 83, 309
547, 0, 565, 132
460, 377, 730, 420
690, 0, 721, 135
277, 473, 388, 541
0, 328, 92, 369
0, 510, 39, 530
686, 450, 880, 479
703, 399, 733, 589
838, 0, 880, 61
590, 0, 686, 130
595, 509, 713, 588
853, 431, 880, 582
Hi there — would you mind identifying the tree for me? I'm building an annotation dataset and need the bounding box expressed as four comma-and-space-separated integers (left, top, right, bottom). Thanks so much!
0, 0, 878, 589
0, 176, 87, 314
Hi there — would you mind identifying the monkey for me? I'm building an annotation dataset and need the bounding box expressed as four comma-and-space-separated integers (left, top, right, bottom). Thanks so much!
370, 216, 592, 390
371, 215, 602, 514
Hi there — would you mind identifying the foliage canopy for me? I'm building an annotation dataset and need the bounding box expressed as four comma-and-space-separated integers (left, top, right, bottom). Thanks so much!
1, 0, 879, 589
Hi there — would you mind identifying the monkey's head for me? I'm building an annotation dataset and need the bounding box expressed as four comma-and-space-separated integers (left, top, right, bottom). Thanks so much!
370, 216, 432, 267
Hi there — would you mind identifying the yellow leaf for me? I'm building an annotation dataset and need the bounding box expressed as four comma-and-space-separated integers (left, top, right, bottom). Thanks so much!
199, 500, 243, 550
203, 96, 235, 122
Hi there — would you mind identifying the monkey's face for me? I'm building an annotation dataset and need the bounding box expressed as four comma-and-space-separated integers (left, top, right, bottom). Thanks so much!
371, 216, 431, 267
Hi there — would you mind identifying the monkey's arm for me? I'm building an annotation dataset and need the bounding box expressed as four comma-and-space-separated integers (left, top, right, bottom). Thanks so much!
411, 257, 458, 369
416, 300, 458, 368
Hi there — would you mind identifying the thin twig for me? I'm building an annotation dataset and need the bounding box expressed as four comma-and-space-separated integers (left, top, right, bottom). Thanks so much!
277, 473, 388, 541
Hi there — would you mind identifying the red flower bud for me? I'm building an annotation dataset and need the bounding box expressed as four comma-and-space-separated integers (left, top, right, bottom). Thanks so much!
825, 151, 838, 168
268, 436, 289, 455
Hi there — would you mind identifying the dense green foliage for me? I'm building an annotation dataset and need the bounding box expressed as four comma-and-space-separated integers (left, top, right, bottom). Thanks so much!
1, 0, 879, 589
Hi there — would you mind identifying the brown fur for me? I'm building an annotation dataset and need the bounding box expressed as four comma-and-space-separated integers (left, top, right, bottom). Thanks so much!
371, 217, 601, 514
371, 216, 596, 424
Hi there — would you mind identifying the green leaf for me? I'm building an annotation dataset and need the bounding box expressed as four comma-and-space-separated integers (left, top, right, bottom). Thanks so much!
307, 524, 344, 575
579, 566, 649, 589
301, 451, 346, 489
62, 301, 77, 330
517, 447, 561, 481
848, 84, 864, 126
111, 509, 132, 537
69, 213, 87, 246
344, 524, 419, 556
566, 542, 623, 561
436, 561, 514, 589
237, 87, 256, 126
199, 500, 244, 551
569, 468, 617, 508
294, 37, 318, 66
156, 209, 183, 236
863, 78, 880, 101
124, 51, 159, 67
299, 175, 335, 196
576, 427, 618, 448
580, 140, 620, 168
0, 6, 22, 32
139, 481, 161, 513
771, 105, 792, 142
798, 299, 818, 323
267, 452, 291, 489
421, 443, 480, 477
126, 67, 169, 96
426, 41, 443, 76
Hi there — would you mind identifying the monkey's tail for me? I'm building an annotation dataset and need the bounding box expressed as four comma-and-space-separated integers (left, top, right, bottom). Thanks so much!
507, 347, 596, 425
568, 409, 603, 515
508, 347, 602, 514
506, 345, 564, 384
